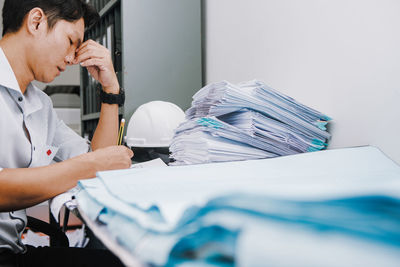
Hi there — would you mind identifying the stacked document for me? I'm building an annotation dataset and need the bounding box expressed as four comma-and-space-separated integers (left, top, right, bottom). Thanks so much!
170, 131, 275, 165
76, 147, 400, 267
171, 80, 332, 165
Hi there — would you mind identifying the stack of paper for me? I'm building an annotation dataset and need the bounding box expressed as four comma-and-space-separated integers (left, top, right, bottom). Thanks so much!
76, 147, 400, 266
170, 130, 275, 165
171, 80, 331, 165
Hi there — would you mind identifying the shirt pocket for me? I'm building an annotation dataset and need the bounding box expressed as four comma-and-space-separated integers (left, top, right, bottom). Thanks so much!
31, 145, 59, 167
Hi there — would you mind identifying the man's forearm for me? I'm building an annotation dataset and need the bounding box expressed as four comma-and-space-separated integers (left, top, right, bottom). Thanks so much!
76, 38, 121, 151
0, 154, 96, 212
91, 102, 119, 150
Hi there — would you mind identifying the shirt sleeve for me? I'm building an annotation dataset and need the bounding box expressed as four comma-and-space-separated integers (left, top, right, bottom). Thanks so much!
52, 118, 91, 162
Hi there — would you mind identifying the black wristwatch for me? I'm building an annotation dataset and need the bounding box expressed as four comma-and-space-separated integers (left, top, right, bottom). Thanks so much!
100, 88, 125, 106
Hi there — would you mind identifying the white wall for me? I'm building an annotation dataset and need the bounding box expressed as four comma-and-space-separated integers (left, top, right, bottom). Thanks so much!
205, 0, 400, 163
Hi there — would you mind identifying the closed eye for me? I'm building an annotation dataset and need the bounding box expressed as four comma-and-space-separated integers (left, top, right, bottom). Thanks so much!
69, 38, 73, 46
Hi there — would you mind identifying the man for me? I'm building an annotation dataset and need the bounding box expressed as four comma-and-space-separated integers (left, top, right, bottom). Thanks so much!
0, 0, 133, 266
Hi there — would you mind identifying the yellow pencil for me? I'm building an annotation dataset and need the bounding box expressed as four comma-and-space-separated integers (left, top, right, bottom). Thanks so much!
117, 118, 125, 145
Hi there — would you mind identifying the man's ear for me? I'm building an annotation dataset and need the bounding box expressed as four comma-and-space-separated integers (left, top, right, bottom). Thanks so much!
26, 8, 47, 35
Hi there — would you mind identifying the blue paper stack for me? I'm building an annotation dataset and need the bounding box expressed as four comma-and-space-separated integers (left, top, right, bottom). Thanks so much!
76, 147, 400, 267
170, 80, 332, 165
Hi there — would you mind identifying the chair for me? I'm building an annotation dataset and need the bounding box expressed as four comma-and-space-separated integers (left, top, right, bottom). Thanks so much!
26, 208, 70, 247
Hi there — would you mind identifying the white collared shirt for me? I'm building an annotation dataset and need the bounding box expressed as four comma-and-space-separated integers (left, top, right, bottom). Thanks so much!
0, 47, 90, 253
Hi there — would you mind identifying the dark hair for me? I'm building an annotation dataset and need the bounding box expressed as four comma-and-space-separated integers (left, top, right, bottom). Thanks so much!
2, 0, 99, 36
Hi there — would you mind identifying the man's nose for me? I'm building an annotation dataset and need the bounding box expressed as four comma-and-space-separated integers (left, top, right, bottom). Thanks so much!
65, 53, 76, 65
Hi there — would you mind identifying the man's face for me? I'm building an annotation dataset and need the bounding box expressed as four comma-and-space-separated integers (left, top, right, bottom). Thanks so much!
31, 17, 84, 83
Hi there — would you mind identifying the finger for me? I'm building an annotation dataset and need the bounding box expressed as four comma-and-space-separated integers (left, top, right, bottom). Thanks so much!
75, 50, 104, 64
77, 39, 100, 51
120, 154, 132, 168
76, 43, 108, 57
75, 46, 108, 62
118, 146, 133, 157
125, 158, 132, 168
127, 148, 134, 158
77, 41, 109, 59
80, 58, 107, 70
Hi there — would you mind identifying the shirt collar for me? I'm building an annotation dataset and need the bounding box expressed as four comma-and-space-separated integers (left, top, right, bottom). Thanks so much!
0, 47, 43, 115
24, 83, 44, 116
0, 47, 22, 93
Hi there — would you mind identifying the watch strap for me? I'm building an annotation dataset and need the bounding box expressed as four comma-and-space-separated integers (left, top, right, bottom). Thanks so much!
100, 88, 125, 106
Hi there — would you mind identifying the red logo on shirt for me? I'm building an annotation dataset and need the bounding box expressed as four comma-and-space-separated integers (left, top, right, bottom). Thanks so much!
47, 149, 52, 156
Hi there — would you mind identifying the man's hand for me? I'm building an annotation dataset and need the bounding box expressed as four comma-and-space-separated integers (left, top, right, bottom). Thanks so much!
83, 146, 134, 173
74, 40, 119, 93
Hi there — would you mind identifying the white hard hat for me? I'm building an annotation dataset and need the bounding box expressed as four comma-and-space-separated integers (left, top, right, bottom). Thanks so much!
125, 101, 185, 147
